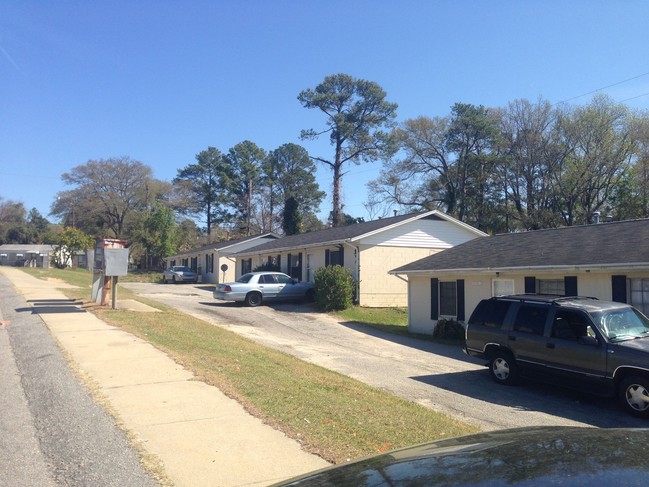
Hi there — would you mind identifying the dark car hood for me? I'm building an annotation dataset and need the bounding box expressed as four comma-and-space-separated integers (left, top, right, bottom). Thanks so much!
614, 337, 649, 352
275, 427, 649, 486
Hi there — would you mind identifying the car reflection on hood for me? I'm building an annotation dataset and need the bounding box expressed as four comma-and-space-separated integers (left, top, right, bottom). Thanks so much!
274, 427, 649, 486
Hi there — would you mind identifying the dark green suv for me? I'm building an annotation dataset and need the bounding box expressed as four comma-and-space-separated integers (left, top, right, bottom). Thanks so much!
465, 294, 649, 417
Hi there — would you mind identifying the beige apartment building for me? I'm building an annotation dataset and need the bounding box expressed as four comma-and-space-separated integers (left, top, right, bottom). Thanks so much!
391, 218, 649, 335
232, 211, 486, 307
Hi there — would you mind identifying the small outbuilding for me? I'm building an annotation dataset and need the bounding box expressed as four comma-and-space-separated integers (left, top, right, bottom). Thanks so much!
390, 219, 649, 335
0, 244, 55, 268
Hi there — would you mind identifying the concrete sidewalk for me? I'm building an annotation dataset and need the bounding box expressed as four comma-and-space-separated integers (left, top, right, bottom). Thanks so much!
0, 267, 329, 486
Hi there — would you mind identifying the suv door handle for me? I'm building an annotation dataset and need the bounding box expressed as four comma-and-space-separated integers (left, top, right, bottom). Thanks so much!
508, 335, 516, 341
547, 343, 555, 349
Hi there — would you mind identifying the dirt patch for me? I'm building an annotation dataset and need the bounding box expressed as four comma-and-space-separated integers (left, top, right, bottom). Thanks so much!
115, 299, 160, 313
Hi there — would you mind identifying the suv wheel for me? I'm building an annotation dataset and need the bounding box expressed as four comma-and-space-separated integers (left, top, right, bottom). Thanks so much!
489, 350, 519, 386
620, 376, 649, 418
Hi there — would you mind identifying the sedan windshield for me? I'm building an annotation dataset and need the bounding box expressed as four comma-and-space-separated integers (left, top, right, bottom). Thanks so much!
175, 267, 193, 272
592, 307, 649, 341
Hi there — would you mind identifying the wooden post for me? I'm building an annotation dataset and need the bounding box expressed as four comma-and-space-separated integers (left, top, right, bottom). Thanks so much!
101, 276, 111, 306
111, 276, 118, 310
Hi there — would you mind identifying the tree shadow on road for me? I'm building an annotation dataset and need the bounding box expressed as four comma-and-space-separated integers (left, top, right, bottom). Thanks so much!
411, 370, 646, 429
337, 319, 479, 363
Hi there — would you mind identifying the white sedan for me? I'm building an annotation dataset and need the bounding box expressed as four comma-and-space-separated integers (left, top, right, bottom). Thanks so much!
213, 272, 315, 307
162, 266, 198, 284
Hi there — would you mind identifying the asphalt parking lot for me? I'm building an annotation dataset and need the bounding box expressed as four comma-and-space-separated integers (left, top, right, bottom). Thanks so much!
123, 282, 646, 430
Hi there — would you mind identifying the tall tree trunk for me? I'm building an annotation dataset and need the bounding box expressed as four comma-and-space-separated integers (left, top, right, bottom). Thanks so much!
247, 179, 252, 236
206, 201, 212, 236
331, 141, 343, 227
332, 164, 343, 227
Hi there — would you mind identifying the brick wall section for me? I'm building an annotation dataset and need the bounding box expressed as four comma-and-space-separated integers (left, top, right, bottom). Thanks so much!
359, 245, 441, 307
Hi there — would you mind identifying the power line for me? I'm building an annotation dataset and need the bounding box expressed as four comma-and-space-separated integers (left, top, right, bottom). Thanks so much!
619, 92, 649, 104
556, 71, 649, 105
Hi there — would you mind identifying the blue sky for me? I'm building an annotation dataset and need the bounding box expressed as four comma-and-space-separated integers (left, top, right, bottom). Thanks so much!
2, 0, 649, 225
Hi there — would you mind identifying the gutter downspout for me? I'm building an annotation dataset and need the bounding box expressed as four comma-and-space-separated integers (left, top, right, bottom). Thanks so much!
392, 273, 408, 283
343, 241, 361, 305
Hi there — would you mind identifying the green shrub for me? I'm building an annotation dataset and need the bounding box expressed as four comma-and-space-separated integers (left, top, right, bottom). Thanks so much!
313, 265, 356, 311
253, 262, 281, 272
433, 318, 466, 340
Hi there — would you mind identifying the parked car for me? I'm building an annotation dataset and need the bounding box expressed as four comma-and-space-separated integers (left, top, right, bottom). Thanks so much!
162, 266, 198, 284
213, 271, 314, 307
274, 426, 649, 486
465, 294, 649, 417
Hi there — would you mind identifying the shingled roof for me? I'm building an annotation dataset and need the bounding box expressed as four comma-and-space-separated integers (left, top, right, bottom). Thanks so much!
234, 210, 483, 255
0, 244, 55, 253
391, 219, 649, 274
168, 233, 279, 259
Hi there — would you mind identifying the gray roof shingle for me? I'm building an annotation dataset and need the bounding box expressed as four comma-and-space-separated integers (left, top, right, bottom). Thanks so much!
168, 233, 279, 259
391, 219, 649, 274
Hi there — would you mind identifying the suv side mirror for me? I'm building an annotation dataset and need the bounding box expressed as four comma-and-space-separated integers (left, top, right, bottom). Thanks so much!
578, 336, 599, 347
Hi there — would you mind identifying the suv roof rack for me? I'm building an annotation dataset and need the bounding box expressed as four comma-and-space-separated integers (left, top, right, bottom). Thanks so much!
493, 294, 599, 305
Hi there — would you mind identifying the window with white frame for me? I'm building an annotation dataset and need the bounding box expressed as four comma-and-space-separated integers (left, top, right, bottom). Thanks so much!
492, 279, 514, 296
439, 281, 457, 316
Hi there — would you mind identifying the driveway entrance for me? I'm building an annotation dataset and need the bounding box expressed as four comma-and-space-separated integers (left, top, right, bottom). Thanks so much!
123, 282, 646, 430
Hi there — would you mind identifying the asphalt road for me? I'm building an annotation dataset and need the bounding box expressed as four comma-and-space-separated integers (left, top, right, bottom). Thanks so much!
0, 274, 159, 487
123, 282, 646, 431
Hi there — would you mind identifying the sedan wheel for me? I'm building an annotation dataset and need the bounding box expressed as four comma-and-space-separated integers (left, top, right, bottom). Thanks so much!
245, 292, 262, 307
620, 376, 649, 417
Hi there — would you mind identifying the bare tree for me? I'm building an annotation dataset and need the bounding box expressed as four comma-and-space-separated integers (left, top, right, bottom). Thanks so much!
368, 116, 453, 213
497, 98, 566, 229
52, 156, 155, 238
555, 95, 635, 225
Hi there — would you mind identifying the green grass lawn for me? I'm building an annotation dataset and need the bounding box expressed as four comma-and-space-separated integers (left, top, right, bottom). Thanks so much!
335, 305, 465, 345
22, 266, 95, 288
335, 306, 410, 335
120, 269, 164, 282
21, 267, 479, 463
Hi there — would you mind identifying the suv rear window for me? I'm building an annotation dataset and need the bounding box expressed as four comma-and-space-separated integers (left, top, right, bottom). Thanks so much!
469, 300, 511, 329
513, 305, 548, 335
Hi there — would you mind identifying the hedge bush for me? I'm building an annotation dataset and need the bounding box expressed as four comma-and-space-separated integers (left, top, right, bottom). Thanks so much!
313, 265, 355, 311
433, 318, 466, 340
253, 262, 281, 272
